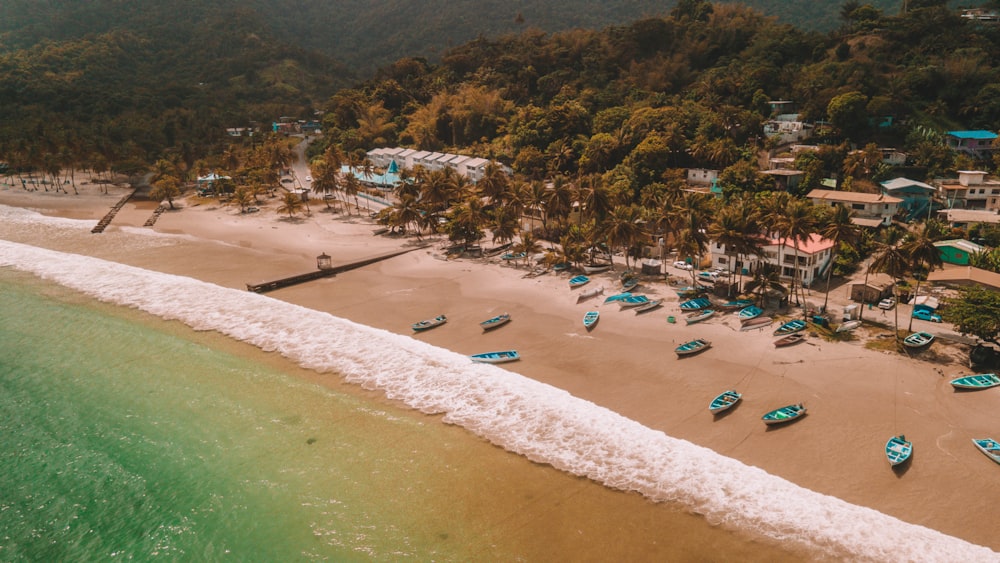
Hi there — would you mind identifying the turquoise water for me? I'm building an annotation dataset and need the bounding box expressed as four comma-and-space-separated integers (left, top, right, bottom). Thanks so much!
0, 274, 488, 561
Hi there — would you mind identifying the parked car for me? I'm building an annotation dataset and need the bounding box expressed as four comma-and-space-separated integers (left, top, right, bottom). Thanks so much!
912, 309, 942, 322
697, 271, 720, 282
877, 298, 896, 310
673, 261, 693, 270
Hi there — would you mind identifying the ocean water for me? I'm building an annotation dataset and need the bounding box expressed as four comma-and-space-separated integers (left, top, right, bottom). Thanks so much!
2, 209, 998, 561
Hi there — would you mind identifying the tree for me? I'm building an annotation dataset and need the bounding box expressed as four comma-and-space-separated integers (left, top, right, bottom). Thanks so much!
150, 175, 182, 210
944, 286, 1000, 343
901, 222, 944, 331
600, 205, 643, 269
827, 91, 870, 142
868, 239, 909, 344
817, 205, 859, 313
708, 200, 761, 296
775, 199, 817, 306
277, 191, 305, 218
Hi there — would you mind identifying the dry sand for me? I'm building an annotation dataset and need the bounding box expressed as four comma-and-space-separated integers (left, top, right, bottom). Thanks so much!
2, 178, 999, 553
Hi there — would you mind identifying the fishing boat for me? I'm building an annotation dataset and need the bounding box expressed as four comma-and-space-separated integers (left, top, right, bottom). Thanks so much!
679, 297, 712, 311
621, 277, 640, 292
479, 313, 511, 331
674, 286, 701, 297
603, 292, 632, 303
501, 251, 526, 261
761, 403, 806, 425
575, 285, 605, 303
885, 435, 913, 466
738, 305, 764, 321
971, 438, 1000, 465
618, 295, 651, 309
583, 311, 600, 330
633, 298, 663, 314
836, 320, 862, 333
739, 316, 773, 331
412, 314, 447, 332
902, 331, 935, 349
773, 319, 808, 336
774, 333, 806, 347
675, 338, 711, 357
568, 275, 590, 288
949, 373, 1000, 390
685, 309, 715, 325
582, 263, 612, 274
718, 299, 754, 311
709, 390, 742, 414
470, 350, 520, 364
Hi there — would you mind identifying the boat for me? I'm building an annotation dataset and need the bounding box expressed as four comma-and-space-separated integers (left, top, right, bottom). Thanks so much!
583, 311, 600, 330
568, 275, 590, 288
470, 350, 520, 364
685, 309, 716, 325
621, 277, 640, 292
738, 305, 764, 321
575, 285, 605, 303
603, 292, 632, 303
633, 298, 663, 314
885, 435, 913, 466
618, 295, 651, 309
501, 251, 526, 261
479, 313, 511, 331
902, 331, 935, 349
761, 403, 807, 425
675, 338, 711, 357
971, 438, 1000, 464
836, 320, 862, 333
949, 373, 1000, 390
553, 262, 571, 272
773, 319, 808, 336
674, 286, 701, 297
582, 263, 612, 274
718, 299, 754, 311
739, 316, 773, 331
679, 297, 712, 311
774, 333, 806, 347
709, 390, 742, 414
412, 314, 447, 332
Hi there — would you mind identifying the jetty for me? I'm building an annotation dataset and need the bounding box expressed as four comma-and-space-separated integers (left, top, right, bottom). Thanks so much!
91, 189, 136, 233
246, 245, 428, 293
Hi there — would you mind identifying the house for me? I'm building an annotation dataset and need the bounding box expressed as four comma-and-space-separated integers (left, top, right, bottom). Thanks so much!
934, 171, 1000, 210
934, 239, 984, 265
762, 169, 804, 192
710, 233, 835, 288
927, 265, 1000, 291
460, 157, 490, 183
880, 177, 936, 220
879, 148, 907, 166
687, 168, 719, 185
945, 130, 997, 158
763, 115, 813, 145
937, 208, 1000, 229
849, 273, 895, 304
806, 189, 900, 227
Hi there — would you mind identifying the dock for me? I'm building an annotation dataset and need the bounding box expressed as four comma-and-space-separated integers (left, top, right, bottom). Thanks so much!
91, 189, 136, 233
246, 245, 428, 293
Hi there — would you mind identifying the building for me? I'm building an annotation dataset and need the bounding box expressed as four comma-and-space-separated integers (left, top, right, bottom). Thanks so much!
935, 171, 1000, 210
934, 239, 984, 265
945, 130, 997, 159
927, 265, 1000, 291
806, 189, 900, 227
762, 169, 804, 192
880, 177, 936, 220
365, 147, 506, 184
763, 115, 813, 145
687, 168, 719, 185
849, 274, 895, 304
710, 233, 835, 288
937, 208, 1000, 229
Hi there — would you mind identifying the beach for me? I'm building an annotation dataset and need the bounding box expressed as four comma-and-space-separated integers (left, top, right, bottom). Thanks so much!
2, 177, 999, 560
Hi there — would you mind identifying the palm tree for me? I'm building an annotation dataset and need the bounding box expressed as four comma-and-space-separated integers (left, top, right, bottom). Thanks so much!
902, 222, 944, 331
277, 191, 305, 218
490, 205, 521, 248
868, 239, 910, 344
514, 231, 543, 268
775, 199, 817, 307
744, 265, 787, 307
817, 205, 860, 313
600, 205, 644, 269
708, 203, 758, 296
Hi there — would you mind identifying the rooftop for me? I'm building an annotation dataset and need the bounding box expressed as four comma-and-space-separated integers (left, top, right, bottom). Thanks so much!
807, 189, 902, 204
946, 130, 998, 140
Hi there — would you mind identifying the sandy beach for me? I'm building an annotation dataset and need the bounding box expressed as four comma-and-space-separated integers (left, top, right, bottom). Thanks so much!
2, 176, 999, 557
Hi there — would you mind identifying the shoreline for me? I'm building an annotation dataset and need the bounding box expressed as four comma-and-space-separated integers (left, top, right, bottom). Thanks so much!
2, 181, 999, 556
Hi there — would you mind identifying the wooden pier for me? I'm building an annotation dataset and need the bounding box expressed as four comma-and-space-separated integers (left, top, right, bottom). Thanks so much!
246, 245, 428, 293
91, 189, 136, 233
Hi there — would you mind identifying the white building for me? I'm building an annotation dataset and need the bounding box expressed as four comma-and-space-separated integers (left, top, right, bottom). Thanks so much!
710, 234, 835, 288
806, 189, 901, 227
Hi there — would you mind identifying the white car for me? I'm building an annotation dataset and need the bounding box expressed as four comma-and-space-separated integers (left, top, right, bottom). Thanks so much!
305, 175, 312, 182
877, 298, 896, 310
673, 261, 693, 270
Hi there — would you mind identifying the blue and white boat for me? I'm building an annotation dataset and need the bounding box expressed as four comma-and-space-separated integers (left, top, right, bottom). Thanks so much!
902, 331, 934, 349
603, 292, 632, 303
470, 350, 520, 364
679, 297, 712, 311
773, 319, 807, 336
709, 390, 742, 414
675, 338, 711, 357
972, 438, 1000, 465
949, 373, 1000, 390
685, 309, 715, 325
501, 251, 526, 261
618, 295, 650, 309
583, 311, 600, 330
569, 275, 590, 288
761, 403, 806, 425
479, 313, 511, 331
719, 299, 753, 311
738, 305, 764, 321
885, 435, 913, 466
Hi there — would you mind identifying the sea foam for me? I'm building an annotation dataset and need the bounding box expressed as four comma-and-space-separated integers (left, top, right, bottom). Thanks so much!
1, 237, 997, 562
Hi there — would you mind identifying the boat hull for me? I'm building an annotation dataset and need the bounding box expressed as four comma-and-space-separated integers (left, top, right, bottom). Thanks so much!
773, 320, 807, 336
774, 334, 805, 347
885, 435, 913, 466
412, 315, 447, 331
480, 314, 511, 331
676, 339, 711, 357
972, 438, 1000, 464
949, 373, 1000, 390
685, 310, 715, 324
762, 404, 806, 425
583, 311, 599, 330
470, 350, 520, 364
709, 390, 742, 414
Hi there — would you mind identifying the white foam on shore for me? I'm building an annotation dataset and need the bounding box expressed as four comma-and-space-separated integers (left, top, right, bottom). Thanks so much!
2, 238, 997, 562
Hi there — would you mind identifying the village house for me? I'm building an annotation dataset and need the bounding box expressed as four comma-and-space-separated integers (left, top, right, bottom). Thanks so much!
934, 170, 1000, 211
806, 189, 900, 228
710, 233, 835, 288
937, 208, 1000, 229
365, 147, 507, 184
880, 177, 936, 220
686, 168, 719, 185
944, 130, 997, 159
933, 239, 984, 266
927, 265, 1000, 292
